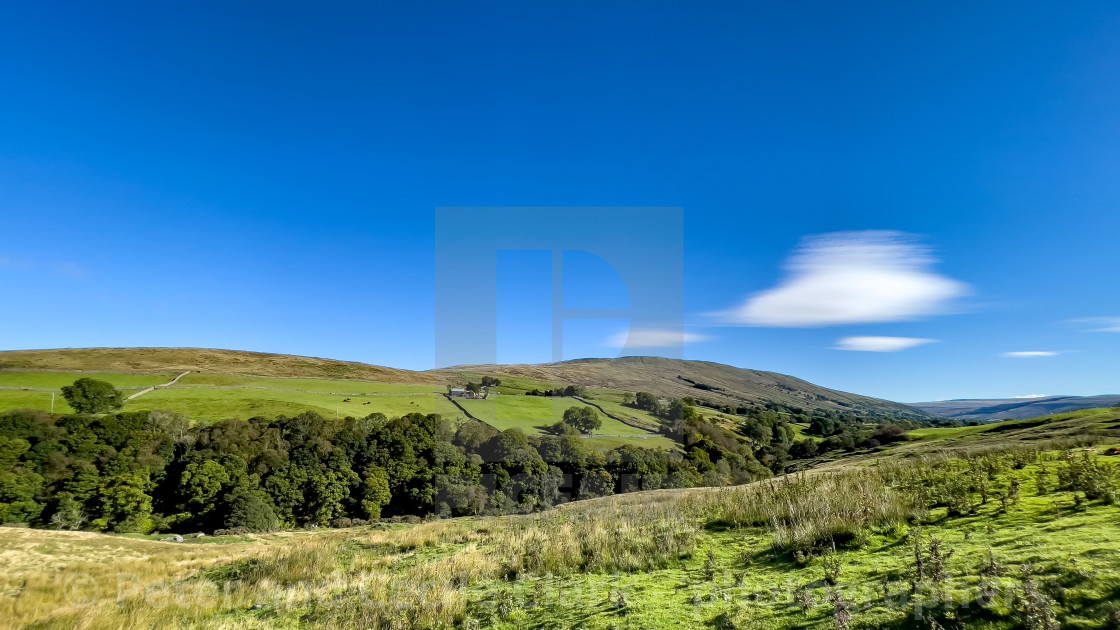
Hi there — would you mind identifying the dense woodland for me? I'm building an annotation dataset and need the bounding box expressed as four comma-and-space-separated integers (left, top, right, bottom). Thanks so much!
0, 380, 921, 534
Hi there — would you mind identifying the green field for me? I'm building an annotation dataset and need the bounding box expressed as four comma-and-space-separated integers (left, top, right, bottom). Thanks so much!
0, 370, 459, 423
0, 370, 675, 451
458, 396, 653, 436
123, 388, 462, 422
906, 423, 992, 441
0, 371, 173, 390
0, 390, 77, 414
582, 396, 665, 430
0, 371, 178, 415
456, 395, 678, 450
176, 372, 443, 393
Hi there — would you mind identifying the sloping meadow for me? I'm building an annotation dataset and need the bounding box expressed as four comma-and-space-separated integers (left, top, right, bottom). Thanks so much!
5, 442, 1119, 629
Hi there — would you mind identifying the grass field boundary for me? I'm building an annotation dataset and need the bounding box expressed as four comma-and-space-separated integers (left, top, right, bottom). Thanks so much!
171, 385, 448, 396
0, 385, 151, 391
443, 393, 481, 421
573, 395, 663, 433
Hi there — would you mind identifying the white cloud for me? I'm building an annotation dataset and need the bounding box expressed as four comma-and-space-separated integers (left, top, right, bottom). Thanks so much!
1014, 394, 1051, 399
606, 328, 711, 348
1001, 351, 1059, 358
714, 231, 969, 327
1072, 317, 1120, 333
833, 336, 938, 352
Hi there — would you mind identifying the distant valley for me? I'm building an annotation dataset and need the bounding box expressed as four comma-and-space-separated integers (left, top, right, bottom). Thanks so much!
909, 394, 1120, 421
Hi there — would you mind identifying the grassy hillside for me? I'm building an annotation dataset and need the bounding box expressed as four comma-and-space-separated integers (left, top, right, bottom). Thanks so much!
0, 369, 460, 423
0, 348, 932, 423
0, 349, 680, 450
454, 395, 680, 451
436, 356, 934, 421
3, 409, 1118, 630
0, 347, 434, 383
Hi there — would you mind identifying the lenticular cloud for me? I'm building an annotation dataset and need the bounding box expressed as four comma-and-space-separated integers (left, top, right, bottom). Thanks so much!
834, 336, 938, 352
719, 231, 969, 327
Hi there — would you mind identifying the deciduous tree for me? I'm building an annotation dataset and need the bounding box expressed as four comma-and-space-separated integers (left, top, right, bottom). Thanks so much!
60, 378, 124, 414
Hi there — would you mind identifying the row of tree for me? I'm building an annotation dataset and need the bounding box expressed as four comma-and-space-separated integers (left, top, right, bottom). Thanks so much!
525, 384, 586, 397
0, 399, 779, 533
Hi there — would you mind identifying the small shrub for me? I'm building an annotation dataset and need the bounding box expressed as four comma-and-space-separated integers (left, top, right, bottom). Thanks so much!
982, 548, 1006, 577
1106, 604, 1120, 630
1057, 453, 1117, 502
794, 584, 813, 614
1017, 566, 1059, 630
1035, 466, 1050, 495
926, 534, 953, 587
821, 543, 843, 585
828, 588, 852, 630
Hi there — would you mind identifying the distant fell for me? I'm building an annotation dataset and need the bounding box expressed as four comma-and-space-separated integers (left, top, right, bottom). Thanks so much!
909, 394, 1120, 421
435, 356, 933, 420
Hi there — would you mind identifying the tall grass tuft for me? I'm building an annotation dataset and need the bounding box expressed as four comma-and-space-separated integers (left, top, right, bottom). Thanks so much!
687, 468, 922, 551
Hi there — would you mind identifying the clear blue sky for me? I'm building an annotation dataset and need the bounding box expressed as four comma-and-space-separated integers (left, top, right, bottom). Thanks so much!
2, 1, 1119, 402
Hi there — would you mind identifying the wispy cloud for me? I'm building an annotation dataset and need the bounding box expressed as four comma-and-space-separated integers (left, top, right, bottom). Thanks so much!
713, 231, 969, 327
606, 328, 711, 348
1015, 394, 1051, 399
833, 336, 938, 352
0, 256, 32, 270
1002, 351, 1059, 358
1071, 317, 1120, 333
53, 262, 90, 278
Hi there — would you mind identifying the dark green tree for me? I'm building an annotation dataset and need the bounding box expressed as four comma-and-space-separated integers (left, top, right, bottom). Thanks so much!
789, 439, 819, 459
563, 406, 601, 435
634, 392, 660, 413
579, 469, 614, 498
361, 466, 392, 519
60, 378, 124, 414
224, 486, 278, 531
0, 437, 44, 524
99, 472, 153, 532
666, 399, 698, 423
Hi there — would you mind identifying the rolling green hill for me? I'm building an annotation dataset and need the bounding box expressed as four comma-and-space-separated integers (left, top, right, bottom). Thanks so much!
0, 348, 934, 425
436, 356, 935, 420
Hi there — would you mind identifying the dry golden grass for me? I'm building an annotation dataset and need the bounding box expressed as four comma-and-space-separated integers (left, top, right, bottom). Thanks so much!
0, 348, 436, 384
0, 528, 244, 629
0, 498, 698, 630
